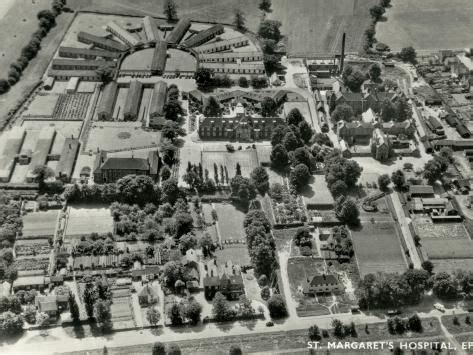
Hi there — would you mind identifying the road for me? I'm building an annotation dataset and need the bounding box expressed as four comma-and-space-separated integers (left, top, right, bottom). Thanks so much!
389, 192, 422, 269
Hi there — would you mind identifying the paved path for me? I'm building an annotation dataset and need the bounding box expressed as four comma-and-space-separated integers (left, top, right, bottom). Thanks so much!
389, 192, 422, 269
438, 315, 467, 355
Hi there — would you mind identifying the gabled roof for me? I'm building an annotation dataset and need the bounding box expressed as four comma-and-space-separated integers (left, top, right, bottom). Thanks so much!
308, 274, 339, 287
100, 157, 149, 171
409, 185, 434, 195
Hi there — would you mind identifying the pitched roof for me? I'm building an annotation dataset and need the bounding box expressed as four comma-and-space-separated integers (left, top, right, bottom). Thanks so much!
409, 185, 434, 195
309, 274, 339, 287
100, 157, 149, 171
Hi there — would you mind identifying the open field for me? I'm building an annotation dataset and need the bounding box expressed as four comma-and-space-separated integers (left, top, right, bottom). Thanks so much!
21, 210, 59, 238
201, 149, 259, 180
64, 204, 114, 239
272, 0, 379, 56
215, 245, 251, 267
214, 203, 246, 242
376, 0, 473, 52
351, 222, 407, 277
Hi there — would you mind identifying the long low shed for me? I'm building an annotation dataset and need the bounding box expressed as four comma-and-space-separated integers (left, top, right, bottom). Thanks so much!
199, 51, 263, 63
58, 46, 121, 60
26, 128, 56, 182
200, 61, 265, 74
123, 81, 143, 121
0, 127, 26, 182
106, 21, 141, 47
181, 24, 224, 48
77, 31, 128, 52
149, 81, 167, 123
143, 16, 162, 43
48, 69, 101, 81
97, 81, 118, 120
166, 18, 191, 44
52, 58, 116, 71
194, 36, 249, 54
151, 40, 168, 75
56, 138, 80, 181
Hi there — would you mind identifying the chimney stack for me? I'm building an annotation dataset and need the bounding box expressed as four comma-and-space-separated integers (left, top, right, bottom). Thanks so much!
340, 32, 346, 74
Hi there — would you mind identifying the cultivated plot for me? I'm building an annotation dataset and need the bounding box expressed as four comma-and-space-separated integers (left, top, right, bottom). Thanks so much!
21, 211, 59, 238
64, 205, 114, 239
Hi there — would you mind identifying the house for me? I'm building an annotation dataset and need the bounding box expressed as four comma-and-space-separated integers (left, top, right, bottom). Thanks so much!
93, 150, 159, 183
409, 185, 435, 199
199, 103, 285, 141
337, 121, 374, 145
138, 284, 158, 306
371, 128, 391, 162
203, 260, 244, 300
131, 265, 161, 281
35, 295, 59, 319
302, 274, 344, 295
381, 120, 416, 138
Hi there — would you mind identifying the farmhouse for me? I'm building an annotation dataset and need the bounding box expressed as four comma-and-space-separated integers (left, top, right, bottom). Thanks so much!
142, 16, 162, 43
26, 127, 56, 183
58, 47, 121, 61
166, 17, 191, 44
194, 36, 249, 54
106, 21, 142, 47
199, 103, 285, 141
138, 284, 158, 306
149, 81, 167, 124
97, 81, 118, 121
77, 31, 128, 52
302, 274, 344, 295
151, 40, 168, 75
93, 150, 159, 183
51, 58, 115, 71
181, 24, 224, 48
200, 61, 265, 75
124, 80, 143, 121
35, 295, 59, 319
47, 69, 101, 81
0, 127, 26, 182
337, 121, 374, 145
199, 51, 263, 63
203, 260, 244, 300
55, 138, 80, 182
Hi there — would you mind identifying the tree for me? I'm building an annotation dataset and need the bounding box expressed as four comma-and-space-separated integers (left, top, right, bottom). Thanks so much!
161, 178, 181, 205
199, 233, 214, 257
391, 170, 406, 190
258, 20, 282, 42
331, 104, 354, 122
0, 311, 24, 336
289, 163, 310, 191
294, 228, 312, 247
424, 157, 447, 183
396, 96, 412, 122
152, 342, 166, 355
250, 167, 270, 194
164, 101, 184, 122
184, 299, 202, 324
83, 283, 97, 319
250, 240, 277, 276
400, 46, 417, 63
36, 312, 49, 326
270, 144, 289, 170
229, 345, 243, 355
146, 307, 161, 326
96, 65, 114, 83
283, 131, 302, 151
116, 175, 157, 205
378, 174, 391, 191
230, 175, 256, 202
194, 67, 214, 88
212, 292, 236, 321
421, 260, 434, 274
168, 302, 184, 325
259, 0, 272, 12
329, 180, 348, 197
332, 319, 345, 338
32, 165, 54, 190
368, 63, 382, 82
204, 96, 222, 117
233, 9, 246, 31
286, 108, 304, 126
271, 125, 287, 146
344, 71, 365, 92
261, 97, 277, 117
381, 99, 397, 122
167, 344, 182, 355
267, 294, 287, 318
238, 76, 249, 88
291, 147, 313, 170
439, 147, 454, 163
369, 5, 385, 21
163, 0, 178, 22
0, 79, 10, 94
69, 293, 80, 324
238, 295, 255, 317
432, 272, 458, 299
161, 166, 171, 181
94, 300, 111, 329
335, 196, 359, 226
408, 314, 422, 332
298, 121, 313, 144
308, 324, 321, 341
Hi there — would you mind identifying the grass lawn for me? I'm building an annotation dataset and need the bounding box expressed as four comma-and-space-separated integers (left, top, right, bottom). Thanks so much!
214, 245, 251, 267
413, 217, 470, 239
65, 204, 113, 239
21, 210, 59, 238
201, 150, 259, 181
214, 203, 246, 242
351, 221, 407, 277
376, 0, 473, 52
442, 314, 473, 334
